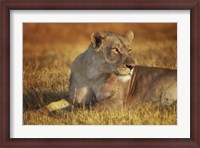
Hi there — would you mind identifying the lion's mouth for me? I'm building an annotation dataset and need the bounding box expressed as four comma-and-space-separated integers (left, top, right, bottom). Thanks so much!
115, 68, 134, 76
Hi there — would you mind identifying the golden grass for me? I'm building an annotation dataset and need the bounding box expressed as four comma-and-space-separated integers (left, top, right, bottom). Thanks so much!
23, 23, 177, 125
24, 103, 176, 125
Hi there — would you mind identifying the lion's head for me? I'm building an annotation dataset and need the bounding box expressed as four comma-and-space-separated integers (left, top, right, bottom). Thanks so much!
90, 30, 135, 77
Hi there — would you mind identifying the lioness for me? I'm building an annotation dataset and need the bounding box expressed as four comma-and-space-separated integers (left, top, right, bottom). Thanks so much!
40, 30, 177, 112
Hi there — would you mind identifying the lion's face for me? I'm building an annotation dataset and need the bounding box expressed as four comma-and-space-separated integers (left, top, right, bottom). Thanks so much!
91, 31, 135, 76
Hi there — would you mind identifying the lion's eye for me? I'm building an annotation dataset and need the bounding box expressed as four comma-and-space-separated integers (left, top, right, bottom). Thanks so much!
112, 48, 119, 54
128, 49, 132, 53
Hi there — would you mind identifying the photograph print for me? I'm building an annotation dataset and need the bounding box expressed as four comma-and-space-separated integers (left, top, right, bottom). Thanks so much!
23, 23, 177, 125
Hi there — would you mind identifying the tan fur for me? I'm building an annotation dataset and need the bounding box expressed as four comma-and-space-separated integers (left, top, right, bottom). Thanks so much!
40, 30, 177, 112
69, 31, 135, 110
37, 99, 70, 113
126, 66, 177, 107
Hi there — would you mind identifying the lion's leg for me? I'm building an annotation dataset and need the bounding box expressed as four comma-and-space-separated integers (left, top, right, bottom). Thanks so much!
94, 89, 124, 111
92, 75, 128, 111
73, 87, 90, 105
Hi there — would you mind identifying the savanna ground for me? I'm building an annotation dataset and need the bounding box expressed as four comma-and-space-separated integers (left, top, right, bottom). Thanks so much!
23, 23, 177, 125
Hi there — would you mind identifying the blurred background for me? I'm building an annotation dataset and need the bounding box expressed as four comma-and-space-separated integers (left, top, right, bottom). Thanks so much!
24, 23, 177, 68
23, 23, 177, 110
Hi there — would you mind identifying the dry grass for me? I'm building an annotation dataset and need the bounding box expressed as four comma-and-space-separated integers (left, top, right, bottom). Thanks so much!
23, 23, 177, 125
24, 103, 177, 125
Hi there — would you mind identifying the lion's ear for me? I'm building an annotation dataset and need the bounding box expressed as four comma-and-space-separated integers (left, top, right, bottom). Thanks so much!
123, 30, 134, 44
91, 32, 106, 51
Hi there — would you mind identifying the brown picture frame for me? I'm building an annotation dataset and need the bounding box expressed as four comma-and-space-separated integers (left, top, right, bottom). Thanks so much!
1, 0, 199, 147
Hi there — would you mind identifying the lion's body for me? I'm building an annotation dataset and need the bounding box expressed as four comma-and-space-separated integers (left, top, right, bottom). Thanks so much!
126, 66, 177, 106
68, 31, 177, 110
40, 30, 177, 112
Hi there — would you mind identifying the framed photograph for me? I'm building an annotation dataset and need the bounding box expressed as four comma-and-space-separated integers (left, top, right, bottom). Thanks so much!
1, 0, 199, 147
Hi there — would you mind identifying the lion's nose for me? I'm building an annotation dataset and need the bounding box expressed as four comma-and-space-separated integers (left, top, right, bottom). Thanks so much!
125, 64, 135, 70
